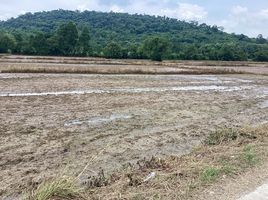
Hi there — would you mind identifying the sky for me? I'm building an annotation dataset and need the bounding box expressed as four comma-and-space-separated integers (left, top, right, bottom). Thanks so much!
0, 0, 268, 37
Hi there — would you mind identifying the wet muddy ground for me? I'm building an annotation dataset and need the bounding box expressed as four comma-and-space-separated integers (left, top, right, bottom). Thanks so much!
0, 73, 268, 198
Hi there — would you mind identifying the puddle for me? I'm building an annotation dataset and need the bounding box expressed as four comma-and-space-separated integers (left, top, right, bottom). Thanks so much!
187, 75, 219, 81
226, 77, 253, 83
0, 74, 47, 79
259, 100, 268, 108
254, 88, 268, 98
64, 113, 132, 126
0, 85, 253, 97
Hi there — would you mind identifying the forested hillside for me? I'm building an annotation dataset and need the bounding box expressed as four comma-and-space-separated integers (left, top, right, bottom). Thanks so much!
0, 10, 268, 61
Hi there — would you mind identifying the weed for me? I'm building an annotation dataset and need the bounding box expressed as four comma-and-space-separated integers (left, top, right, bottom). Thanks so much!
220, 161, 236, 175
137, 156, 170, 171
80, 169, 110, 188
242, 145, 258, 166
205, 128, 238, 145
200, 167, 220, 183
26, 176, 84, 200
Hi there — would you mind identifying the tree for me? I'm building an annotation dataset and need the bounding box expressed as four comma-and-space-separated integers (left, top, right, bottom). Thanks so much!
57, 22, 78, 55
47, 35, 61, 55
256, 34, 267, 44
127, 44, 142, 59
30, 32, 49, 55
1, 11, 268, 61
218, 45, 234, 61
103, 41, 122, 58
13, 32, 24, 53
0, 33, 16, 53
142, 36, 169, 61
254, 50, 268, 62
217, 44, 247, 61
76, 27, 92, 56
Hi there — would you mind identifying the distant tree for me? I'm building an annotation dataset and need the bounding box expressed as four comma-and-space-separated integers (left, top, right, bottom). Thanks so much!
142, 36, 169, 61
76, 27, 92, 56
57, 22, 78, 55
0, 33, 16, 53
13, 32, 24, 53
218, 44, 247, 61
217, 45, 235, 61
47, 35, 60, 55
1, 10, 268, 61
256, 34, 267, 44
181, 45, 199, 60
30, 32, 49, 55
103, 41, 122, 58
127, 44, 142, 59
254, 50, 268, 62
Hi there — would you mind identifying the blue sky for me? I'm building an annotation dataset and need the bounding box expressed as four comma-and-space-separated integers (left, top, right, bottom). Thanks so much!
1, 0, 268, 37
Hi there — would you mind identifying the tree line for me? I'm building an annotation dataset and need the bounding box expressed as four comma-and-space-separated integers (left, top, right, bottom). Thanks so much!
0, 10, 268, 62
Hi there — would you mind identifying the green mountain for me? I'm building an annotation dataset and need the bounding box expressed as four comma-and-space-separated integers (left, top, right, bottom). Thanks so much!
0, 10, 268, 61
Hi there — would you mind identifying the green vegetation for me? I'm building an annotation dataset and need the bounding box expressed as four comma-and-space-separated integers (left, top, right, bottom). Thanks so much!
200, 167, 220, 183
26, 176, 84, 200
27, 124, 268, 199
142, 36, 169, 61
205, 128, 238, 145
242, 145, 259, 166
0, 10, 268, 61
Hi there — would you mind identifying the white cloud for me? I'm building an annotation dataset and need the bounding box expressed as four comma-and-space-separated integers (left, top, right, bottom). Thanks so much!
77, 4, 89, 12
231, 5, 248, 15
218, 5, 268, 37
110, 5, 124, 13
178, 3, 207, 21
161, 3, 207, 21
260, 8, 268, 18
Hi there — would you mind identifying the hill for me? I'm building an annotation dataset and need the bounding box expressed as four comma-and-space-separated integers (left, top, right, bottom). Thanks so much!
0, 10, 268, 61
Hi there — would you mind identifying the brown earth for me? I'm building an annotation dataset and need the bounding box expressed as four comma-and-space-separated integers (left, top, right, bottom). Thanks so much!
0, 56, 268, 199
0, 55, 268, 75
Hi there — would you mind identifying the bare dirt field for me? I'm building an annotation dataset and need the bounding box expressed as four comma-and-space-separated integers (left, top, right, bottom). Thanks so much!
0, 55, 268, 199
0, 55, 268, 75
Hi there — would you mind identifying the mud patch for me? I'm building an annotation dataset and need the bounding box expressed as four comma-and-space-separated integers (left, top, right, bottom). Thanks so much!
259, 100, 268, 108
0, 85, 253, 97
0, 73, 267, 198
64, 113, 132, 126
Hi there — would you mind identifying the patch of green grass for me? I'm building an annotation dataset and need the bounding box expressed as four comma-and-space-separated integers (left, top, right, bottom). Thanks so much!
242, 145, 259, 166
200, 167, 220, 183
26, 176, 84, 200
220, 161, 236, 175
205, 128, 238, 145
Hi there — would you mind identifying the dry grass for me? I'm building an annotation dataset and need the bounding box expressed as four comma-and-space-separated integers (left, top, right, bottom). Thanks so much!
1, 55, 264, 75
87, 124, 268, 199
26, 176, 84, 200
0, 64, 245, 75
28, 123, 268, 200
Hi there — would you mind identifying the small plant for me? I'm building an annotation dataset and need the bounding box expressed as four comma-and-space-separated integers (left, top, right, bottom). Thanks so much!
220, 161, 236, 175
200, 167, 220, 183
205, 128, 238, 145
80, 169, 110, 188
27, 176, 84, 200
137, 156, 169, 171
242, 145, 258, 166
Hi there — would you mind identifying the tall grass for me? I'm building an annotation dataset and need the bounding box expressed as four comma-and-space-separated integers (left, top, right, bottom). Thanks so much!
26, 176, 84, 200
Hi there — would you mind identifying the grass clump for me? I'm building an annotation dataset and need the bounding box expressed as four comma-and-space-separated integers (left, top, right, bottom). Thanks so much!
27, 176, 84, 200
242, 145, 259, 166
205, 128, 238, 145
220, 161, 236, 175
200, 167, 220, 183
